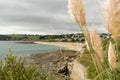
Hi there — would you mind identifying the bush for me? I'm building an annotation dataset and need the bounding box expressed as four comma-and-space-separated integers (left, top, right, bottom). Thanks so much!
0, 53, 56, 80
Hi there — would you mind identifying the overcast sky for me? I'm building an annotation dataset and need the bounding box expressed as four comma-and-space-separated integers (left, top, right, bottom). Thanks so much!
0, 0, 107, 35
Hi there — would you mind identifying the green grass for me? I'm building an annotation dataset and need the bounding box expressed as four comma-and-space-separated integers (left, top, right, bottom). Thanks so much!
78, 39, 120, 80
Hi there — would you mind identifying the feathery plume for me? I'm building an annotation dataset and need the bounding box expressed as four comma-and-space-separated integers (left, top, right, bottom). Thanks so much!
108, 42, 116, 70
91, 25, 103, 62
68, 0, 86, 26
103, 0, 120, 39
68, 0, 91, 49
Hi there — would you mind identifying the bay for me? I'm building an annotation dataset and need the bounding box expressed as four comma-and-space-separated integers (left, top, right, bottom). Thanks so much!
0, 41, 60, 58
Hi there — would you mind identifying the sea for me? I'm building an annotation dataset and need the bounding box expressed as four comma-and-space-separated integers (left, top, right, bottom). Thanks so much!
0, 41, 61, 59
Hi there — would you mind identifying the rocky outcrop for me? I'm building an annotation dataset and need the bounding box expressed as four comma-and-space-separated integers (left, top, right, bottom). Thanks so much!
58, 63, 70, 76
30, 50, 86, 80
30, 50, 78, 80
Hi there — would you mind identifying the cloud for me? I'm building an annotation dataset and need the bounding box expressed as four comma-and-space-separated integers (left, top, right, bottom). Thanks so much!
0, 0, 107, 34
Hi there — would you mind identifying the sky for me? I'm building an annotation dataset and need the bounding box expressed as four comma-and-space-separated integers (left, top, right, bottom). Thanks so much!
0, 0, 107, 35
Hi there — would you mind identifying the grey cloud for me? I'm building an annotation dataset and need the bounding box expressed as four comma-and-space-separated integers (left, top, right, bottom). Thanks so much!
0, 0, 106, 34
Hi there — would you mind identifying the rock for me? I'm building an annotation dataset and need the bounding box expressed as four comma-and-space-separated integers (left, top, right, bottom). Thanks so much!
57, 63, 70, 76
68, 57, 75, 62
68, 62, 74, 73
64, 57, 69, 60
30, 50, 79, 80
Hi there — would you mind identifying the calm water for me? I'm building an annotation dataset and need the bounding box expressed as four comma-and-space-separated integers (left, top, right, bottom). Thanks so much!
0, 41, 61, 58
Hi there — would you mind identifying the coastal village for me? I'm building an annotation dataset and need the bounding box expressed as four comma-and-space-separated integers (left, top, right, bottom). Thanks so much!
0, 33, 110, 42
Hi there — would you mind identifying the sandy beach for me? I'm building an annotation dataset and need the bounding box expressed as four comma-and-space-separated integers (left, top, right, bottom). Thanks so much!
35, 41, 85, 51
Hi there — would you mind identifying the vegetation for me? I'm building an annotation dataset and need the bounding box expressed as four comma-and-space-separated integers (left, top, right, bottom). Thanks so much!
68, 0, 120, 80
1, 0, 120, 79
0, 33, 85, 42
0, 33, 109, 42
78, 38, 120, 80
0, 50, 56, 80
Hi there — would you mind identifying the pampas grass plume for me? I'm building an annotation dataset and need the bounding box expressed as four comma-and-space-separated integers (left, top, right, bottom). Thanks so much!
91, 25, 103, 62
108, 42, 116, 70
68, 0, 91, 49
103, 0, 120, 40
68, 0, 86, 26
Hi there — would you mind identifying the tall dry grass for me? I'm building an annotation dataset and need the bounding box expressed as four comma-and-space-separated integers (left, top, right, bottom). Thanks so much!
68, 0, 91, 51
103, 0, 120, 40
91, 25, 103, 63
68, 0, 120, 79
108, 42, 116, 70
68, 0, 86, 26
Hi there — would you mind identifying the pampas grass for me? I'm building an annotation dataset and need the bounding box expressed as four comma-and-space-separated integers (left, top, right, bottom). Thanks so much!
103, 0, 120, 40
108, 42, 116, 70
68, 0, 91, 50
68, 0, 120, 79
91, 25, 103, 63
90, 25, 105, 78
68, 0, 86, 26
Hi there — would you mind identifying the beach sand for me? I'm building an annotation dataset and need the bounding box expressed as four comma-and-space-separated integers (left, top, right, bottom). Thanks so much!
35, 41, 85, 51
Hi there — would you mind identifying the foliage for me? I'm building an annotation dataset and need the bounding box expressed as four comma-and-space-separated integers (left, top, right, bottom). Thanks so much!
0, 33, 86, 42
0, 52, 56, 80
68, 0, 120, 79
79, 39, 120, 80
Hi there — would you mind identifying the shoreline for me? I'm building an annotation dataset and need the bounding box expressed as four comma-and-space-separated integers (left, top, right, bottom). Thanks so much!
29, 49, 78, 80
35, 41, 85, 51
29, 42, 86, 80
16, 41, 35, 44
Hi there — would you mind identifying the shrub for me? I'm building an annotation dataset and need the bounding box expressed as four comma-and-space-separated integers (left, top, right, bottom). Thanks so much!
0, 52, 56, 80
